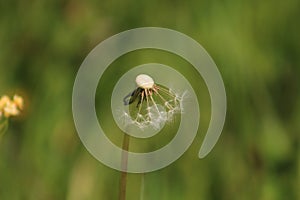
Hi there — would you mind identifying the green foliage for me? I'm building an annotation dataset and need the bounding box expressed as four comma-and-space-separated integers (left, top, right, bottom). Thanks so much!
0, 0, 299, 199
0, 118, 8, 139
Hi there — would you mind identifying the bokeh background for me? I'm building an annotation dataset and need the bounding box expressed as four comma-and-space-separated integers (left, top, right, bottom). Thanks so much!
0, 0, 299, 199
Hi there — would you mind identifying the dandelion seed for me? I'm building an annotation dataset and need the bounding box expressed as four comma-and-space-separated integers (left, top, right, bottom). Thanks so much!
122, 74, 183, 130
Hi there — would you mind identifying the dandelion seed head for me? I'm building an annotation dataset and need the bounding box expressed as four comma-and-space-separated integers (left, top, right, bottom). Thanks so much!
120, 75, 186, 131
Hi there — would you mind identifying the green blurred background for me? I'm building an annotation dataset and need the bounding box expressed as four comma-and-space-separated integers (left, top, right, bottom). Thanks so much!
0, 0, 299, 199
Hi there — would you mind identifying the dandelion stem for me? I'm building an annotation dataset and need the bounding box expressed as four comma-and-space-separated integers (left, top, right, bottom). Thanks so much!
119, 133, 130, 200
140, 173, 145, 200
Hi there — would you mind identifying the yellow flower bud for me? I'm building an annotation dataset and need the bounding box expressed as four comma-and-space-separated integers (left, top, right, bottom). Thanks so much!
3, 102, 20, 118
13, 95, 24, 110
0, 96, 10, 110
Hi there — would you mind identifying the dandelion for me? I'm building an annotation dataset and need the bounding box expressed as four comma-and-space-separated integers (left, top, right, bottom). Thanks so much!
119, 74, 185, 199
122, 74, 184, 130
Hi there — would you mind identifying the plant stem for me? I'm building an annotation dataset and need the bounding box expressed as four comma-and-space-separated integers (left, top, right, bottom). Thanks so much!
0, 118, 8, 141
140, 173, 145, 200
119, 133, 130, 200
